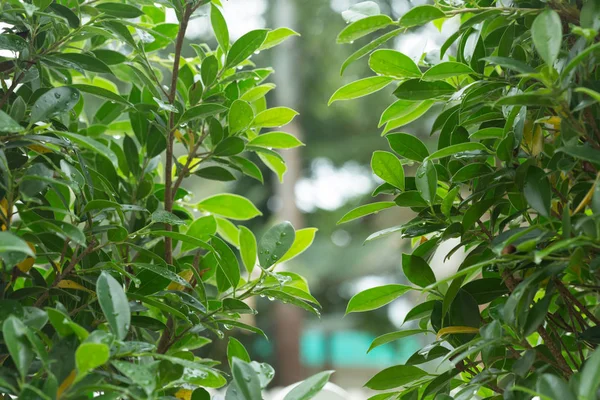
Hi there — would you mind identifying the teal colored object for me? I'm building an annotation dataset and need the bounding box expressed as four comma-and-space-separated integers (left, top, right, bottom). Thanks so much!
300, 330, 421, 367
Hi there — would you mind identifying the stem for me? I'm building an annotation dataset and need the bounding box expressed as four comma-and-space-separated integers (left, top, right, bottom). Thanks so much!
164, 3, 193, 265
555, 279, 600, 325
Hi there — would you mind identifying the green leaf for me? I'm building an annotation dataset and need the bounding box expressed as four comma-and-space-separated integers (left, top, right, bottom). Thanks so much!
239, 226, 257, 273
31, 87, 80, 124
195, 166, 236, 182
229, 100, 254, 134
576, 87, 600, 103
342, 1, 380, 23
387, 133, 429, 161
248, 132, 304, 149
231, 358, 262, 400
50, 53, 112, 74
252, 107, 298, 128
283, 371, 334, 400
226, 29, 268, 68
240, 83, 276, 102
482, 56, 535, 74
0, 232, 35, 266
371, 151, 405, 190
337, 15, 393, 44
228, 338, 250, 367
379, 100, 422, 127
365, 365, 428, 390
531, 9, 562, 66
259, 27, 300, 50
368, 49, 421, 78
96, 271, 131, 341
393, 79, 455, 100
381, 101, 435, 135
2, 316, 33, 379
198, 194, 262, 221
75, 343, 110, 378
59, 131, 119, 167
278, 228, 318, 264
95, 2, 143, 18
70, 84, 130, 105
92, 49, 128, 65
580, 347, 600, 400
180, 104, 227, 124
211, 4, 230, 52
399, 5, 445, 28
0, 34, 27, 52
337, 202, 396, 224
132, 263, 193, 289
415, 160, 437, 205
151, 210, 185, 226
201, 55, 219, 87
212, 236, 241, 290
426, 142, 491, 160
537, 374, 576, 400
340, 28, 402, 75
494, 92, 555, 107
258, 221, 296, 268
346, 284, 412, 314
329, 76, 393, 105
402, 254, 436, 287
422, 62, 475, 81
213, 137, 245, 156
368, 330, 429, 353
556, 145, 600, 164
524, 166, 551, 217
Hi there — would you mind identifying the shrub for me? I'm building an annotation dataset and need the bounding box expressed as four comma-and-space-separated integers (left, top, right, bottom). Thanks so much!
333, 0, 600, 398
0, 1, 329, 398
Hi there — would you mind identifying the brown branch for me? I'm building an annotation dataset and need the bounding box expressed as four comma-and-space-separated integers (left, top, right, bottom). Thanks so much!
157, 316, 174, 354
34, 240, 96, 307
502, 270, 573, 379
555, 279, 600, 325
164, 3, 193, 265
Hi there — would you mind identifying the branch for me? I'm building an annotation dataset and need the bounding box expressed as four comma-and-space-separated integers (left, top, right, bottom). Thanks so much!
555, 279, 600, 325
164, 3, 193, 265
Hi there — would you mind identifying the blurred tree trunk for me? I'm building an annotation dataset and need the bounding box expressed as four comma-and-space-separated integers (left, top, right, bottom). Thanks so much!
270, 0, 305, 386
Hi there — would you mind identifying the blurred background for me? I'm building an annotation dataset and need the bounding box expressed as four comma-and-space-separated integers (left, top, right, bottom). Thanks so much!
179, 0, 464, 396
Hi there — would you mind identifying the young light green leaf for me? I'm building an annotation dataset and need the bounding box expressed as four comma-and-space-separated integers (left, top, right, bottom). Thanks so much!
211, 4, 230, 52
337, 15, 393, 44
337, 202, 396, 224
381, 100, 435, 135
239, 226, 257, 274
259, 27, 300, 50
96, 271, 130, 341
229, 100, 254, 134
371, 151, 405, 190
346, 284, 413, 314
368, 49, 421, 78
248, 132, 304, 149
340, 28, 402, 75
197, 194, 262, 221
252, 107, 298, 128
76, 343, 110, 378
278, 228, 318, 264
422, 62, 475, 81
240, 83, 276, 102
329, 76, 393, 105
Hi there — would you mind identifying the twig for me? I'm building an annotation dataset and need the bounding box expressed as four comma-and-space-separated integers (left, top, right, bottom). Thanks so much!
555, 279, 600, 325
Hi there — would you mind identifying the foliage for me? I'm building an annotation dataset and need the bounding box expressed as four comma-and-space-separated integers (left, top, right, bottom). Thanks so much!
333, 0, 600, 399
0, 0, 331, 398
